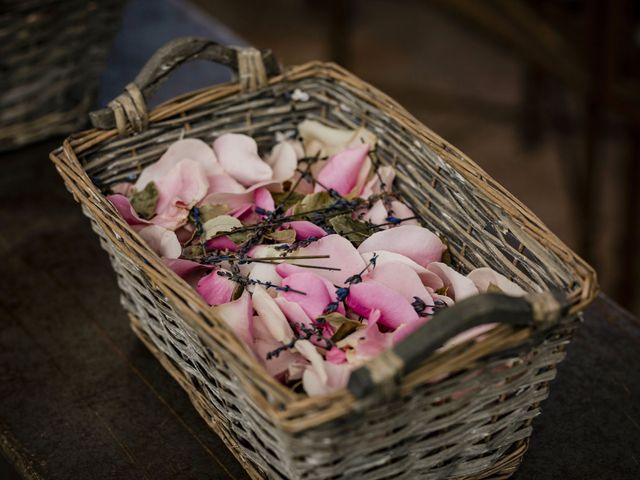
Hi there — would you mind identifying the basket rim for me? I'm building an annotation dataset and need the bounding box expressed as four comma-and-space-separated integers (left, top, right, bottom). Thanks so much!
50, 60, 598, 432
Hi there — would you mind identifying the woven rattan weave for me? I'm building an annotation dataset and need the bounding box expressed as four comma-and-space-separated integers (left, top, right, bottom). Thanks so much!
50, 39, 597, 479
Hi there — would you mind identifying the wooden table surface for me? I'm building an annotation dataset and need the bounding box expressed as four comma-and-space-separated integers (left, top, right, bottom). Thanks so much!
1, 137, 639, 480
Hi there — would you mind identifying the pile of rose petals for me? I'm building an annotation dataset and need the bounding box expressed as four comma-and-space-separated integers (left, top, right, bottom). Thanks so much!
107, 119, 525, 396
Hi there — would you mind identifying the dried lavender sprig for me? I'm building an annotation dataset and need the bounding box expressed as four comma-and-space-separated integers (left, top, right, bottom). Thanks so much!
324, 253, 379, 313
265, 322, 334, 360
216, 270, 307, 295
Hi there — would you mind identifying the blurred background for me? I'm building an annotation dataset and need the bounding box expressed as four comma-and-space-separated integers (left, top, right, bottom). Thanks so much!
189, 0, 640, 314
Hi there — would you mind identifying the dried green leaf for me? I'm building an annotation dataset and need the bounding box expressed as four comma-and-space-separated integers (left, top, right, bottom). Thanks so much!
435, 286, 450, 296
228, 230, 252, 245
129, 181, 158, 219
486, 282, 504, 294
293, 191, 334, 215
199, 204, 229, 223
266, 228, 297, 243
232, 284, 244, 301
272, 191, 305, 212
182, 244, 206, 261
440, 237, 453, 266
319, 312, 362, 342
328, 214, 372, 245
203, 215, 243, 240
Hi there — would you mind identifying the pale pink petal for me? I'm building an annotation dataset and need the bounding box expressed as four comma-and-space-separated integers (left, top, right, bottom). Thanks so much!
254, 319, 305, 379
231, 204, 254, 219
365, 262, 433, 304
196, 269, 235, 305
286, 221, 327, 240
155, 158, 209, 213
467, 267, 525, 296
361, 165, 395, 198
206, 236, 239, 251
247, 263, 281, 292
281, 272, 342, 319
211, 290, 254, 349
360, 250, 444, 289
252, 285, 294, 343
199, 180, 281, 211
350, 155, 371, 196
314, 144, 369, 195
296, 340, 327, 384
427, 287, 455, 307
362, 199, 388, 226
302, 357, 352, 396
150, 205, 190, 231
427, 262, 479, 301
338, 311, 394, 363
392, 316, 430, 344
363, 199, 417, 228
274, 296, 314, 330
275, 263, 305, 279
207, 173, 245, 194
357, 225, 445, 267
136, 138, 219, 189
213, 133, 273, 186
107, 194, 150, 226
267, 141, 298, 182
137, 225, 181, 258
254, 187, 275, 214
111, 182, 134, 196
163, 258, 213, 278
387, 201, 418, 225
288, 234, 366, 286
298, 120, 377, 157
347, 280, 419, 330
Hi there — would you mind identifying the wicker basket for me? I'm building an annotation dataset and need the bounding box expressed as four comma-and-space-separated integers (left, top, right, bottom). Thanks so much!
0, 0, 126, 150
50, 38, 598, 479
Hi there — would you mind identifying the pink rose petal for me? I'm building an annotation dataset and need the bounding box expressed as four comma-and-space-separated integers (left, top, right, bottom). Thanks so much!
137, 225, 181, 258
363, 199, 418, 228
360, 250, 444, 290
314, 144, 369, 195
281, 272, 343, 319
255, 187, 275, 214
111, 182, 134, 196
213, 133, 273, 186
326, 347, 347, 364
427, 262, 479, 301
196, 269, 235, 306
135, 138, 219, 190
163, 258, 213, 278
365, 262, 433, 304
206, 236, 239, 252
360, 165, 395, 198
357, 225, 445, 267
286, 221, 327, 241
286, 234, 366, 286
207, 173, 245, 194
107, 194, 150, 226
346, 280, 419, 330
252, 285, 294, 343
211, 290, 254, 350
267, 141, 298, 182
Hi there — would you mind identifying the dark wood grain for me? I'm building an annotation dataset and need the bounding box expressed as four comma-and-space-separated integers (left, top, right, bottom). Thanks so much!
1, 138, 639, 479
0, 138, 248, 480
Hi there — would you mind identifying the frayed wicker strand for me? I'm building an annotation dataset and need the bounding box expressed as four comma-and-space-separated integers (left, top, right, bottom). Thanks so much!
108, 83, 149, 136
237, 47, 269, 92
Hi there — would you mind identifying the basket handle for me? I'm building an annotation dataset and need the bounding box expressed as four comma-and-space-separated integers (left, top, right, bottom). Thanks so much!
89, 37, 280, 134
347, 291, 569, 400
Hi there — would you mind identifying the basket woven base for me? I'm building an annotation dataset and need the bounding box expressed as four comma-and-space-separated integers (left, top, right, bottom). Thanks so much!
128, 312, 528, 480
